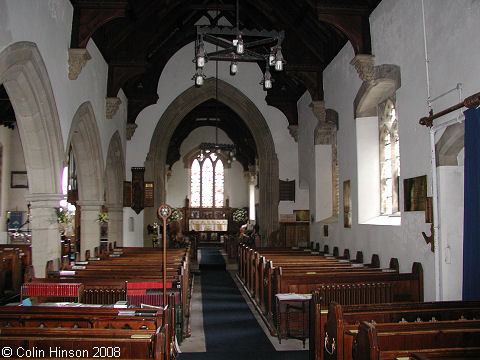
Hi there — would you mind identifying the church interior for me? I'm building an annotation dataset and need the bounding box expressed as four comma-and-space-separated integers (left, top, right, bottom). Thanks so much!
0, 0, 479, 358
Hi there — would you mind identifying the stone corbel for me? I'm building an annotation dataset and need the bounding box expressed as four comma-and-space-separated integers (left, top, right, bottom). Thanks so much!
310, 100, 326, 124
350, 54, 375, 84
106, 97, 122, 119
68, 48, 91, 80
288, 124, 298, 142
126, 123, 138, 140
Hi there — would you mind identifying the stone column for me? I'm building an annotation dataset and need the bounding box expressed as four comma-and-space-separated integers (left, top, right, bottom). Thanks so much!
25, 193, 63, 278
77, 201, 103, 260
106, 205, 124, 247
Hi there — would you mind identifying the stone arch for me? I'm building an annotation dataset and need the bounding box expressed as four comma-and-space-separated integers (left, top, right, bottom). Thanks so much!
67, 101, 104, 203
105, 131, 125, 206
0, 42, 64, 275
67, 101, 104, 256
105, 131, 125, 245
354, 64, 401, 118
145, 78, 279, 242
436, 122, 464, 166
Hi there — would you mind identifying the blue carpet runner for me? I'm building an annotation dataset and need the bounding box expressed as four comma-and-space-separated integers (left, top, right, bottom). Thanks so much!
179, 248, 308, 360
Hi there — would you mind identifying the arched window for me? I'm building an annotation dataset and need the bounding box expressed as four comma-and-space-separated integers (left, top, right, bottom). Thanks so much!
190, 151, 224, 207
379, 100, 400, 215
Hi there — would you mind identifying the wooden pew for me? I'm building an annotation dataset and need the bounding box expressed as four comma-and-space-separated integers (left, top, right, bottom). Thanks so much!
0, 327, 165, 359
352, 320, 480, 360
317, 300, 480, 360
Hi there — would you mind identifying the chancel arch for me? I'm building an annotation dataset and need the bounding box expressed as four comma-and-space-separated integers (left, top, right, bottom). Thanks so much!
145, 78, 279, 243
104, 131, 125, 246
0, 41, 64, 276
67, 101, 105, 258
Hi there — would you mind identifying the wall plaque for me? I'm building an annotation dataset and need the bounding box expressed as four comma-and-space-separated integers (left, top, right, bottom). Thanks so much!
131, 167, 145, 214
404, 175, 427, 211
343, 180, 351, 228
279, 179, 295, 201
144, 181, 154, 207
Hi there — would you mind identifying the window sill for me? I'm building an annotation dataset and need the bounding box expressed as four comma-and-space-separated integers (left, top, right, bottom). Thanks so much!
360, 215, 401, 226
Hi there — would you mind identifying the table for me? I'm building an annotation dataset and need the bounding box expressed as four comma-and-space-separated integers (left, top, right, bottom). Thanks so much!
275, 293, 312, 347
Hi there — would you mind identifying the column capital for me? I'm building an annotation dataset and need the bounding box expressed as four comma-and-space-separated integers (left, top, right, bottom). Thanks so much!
287, 124, 298, 142
76, 200, 104, 210
127, 123, 138, 140
68, 48, 91, 80
350, 54, 375, 83
106, 97, 122, 119
25, 193, 64, 208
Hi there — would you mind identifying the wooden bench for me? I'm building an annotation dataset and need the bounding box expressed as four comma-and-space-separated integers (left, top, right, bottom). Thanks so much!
352, 319, 480, 360
315, 300, 480, 360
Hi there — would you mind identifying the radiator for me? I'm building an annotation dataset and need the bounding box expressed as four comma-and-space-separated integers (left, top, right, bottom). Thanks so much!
83, 289, 126, 304
318, 282, 393, 305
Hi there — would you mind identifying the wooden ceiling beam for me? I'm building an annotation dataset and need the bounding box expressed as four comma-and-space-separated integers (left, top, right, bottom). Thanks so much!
70, 0, 128, 48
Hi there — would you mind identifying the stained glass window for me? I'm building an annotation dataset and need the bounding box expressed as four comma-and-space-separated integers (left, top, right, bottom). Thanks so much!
190, 151, 224, 207
191, 159, 201, 207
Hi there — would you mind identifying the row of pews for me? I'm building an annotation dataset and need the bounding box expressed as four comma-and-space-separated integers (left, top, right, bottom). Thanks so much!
238, 244, 423, 337
0, 243, 192, 359
0, 244, 31, 304
240, 243, 480, 359
0, 297, 177, 359
312, 297, 480, 360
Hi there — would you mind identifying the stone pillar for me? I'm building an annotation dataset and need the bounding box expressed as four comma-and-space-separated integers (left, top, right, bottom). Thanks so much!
25, 193, 63, 278
77, 201, 103, 259
106, 205, 123, 247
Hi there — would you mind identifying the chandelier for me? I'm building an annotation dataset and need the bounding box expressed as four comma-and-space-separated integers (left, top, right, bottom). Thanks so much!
192, 1, 285, 90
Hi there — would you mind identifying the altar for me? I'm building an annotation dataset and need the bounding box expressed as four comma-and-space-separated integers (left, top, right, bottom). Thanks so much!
188, 219, 228, 232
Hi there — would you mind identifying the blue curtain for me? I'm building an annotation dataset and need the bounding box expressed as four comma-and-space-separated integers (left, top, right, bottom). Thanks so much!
463, 106, 480, 300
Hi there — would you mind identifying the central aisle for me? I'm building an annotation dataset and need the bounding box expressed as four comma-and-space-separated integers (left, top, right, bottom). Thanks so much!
179, 248, 308, 360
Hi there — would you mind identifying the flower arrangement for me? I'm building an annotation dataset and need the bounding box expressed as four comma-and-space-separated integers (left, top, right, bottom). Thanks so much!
169, 208, 183, 222
233, 208, 248, 223
147, 221, 160, 235
55, 207, 73, 224
96, 212, 109, 224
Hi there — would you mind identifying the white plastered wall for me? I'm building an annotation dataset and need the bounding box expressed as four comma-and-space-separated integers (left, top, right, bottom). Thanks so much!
299, 0, 480, 300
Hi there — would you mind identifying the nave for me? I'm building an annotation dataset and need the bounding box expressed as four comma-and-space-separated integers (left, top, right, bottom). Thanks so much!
179, 247, 308, 360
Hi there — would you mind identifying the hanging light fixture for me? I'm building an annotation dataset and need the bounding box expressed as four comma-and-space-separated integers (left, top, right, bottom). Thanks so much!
192, 0, 285, 90
195, 37, 207, 68
192, 68, 206, 86
275, 46, 285, 71
199, 15, 236, 163
260, 61, 273, 90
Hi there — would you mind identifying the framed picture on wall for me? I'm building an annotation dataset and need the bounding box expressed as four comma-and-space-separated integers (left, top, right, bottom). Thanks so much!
11, 171, 28, 188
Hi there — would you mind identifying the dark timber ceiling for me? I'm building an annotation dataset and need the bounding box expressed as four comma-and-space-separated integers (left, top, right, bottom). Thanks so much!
0, 0, 381, 168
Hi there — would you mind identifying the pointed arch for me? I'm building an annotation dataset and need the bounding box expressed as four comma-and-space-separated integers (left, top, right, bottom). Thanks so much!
105, 131, 125, 207
0, 42, 64, 275
67, 101, 104, 203
145, 78, 279, 241
0, 42, 64, 194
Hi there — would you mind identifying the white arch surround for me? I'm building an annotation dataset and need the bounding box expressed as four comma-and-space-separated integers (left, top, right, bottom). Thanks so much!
0, 42, 64, 275
105, 131, 125, 246
145, 78, 279, 242
67, 101, 105, 257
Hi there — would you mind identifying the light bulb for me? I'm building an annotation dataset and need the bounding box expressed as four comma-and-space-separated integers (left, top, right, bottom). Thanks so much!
196, 74, 204, 86
236, 36, 244, 54
264, 78, 272, 89
230, 61, 238, 75
197, 56, 205, 68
